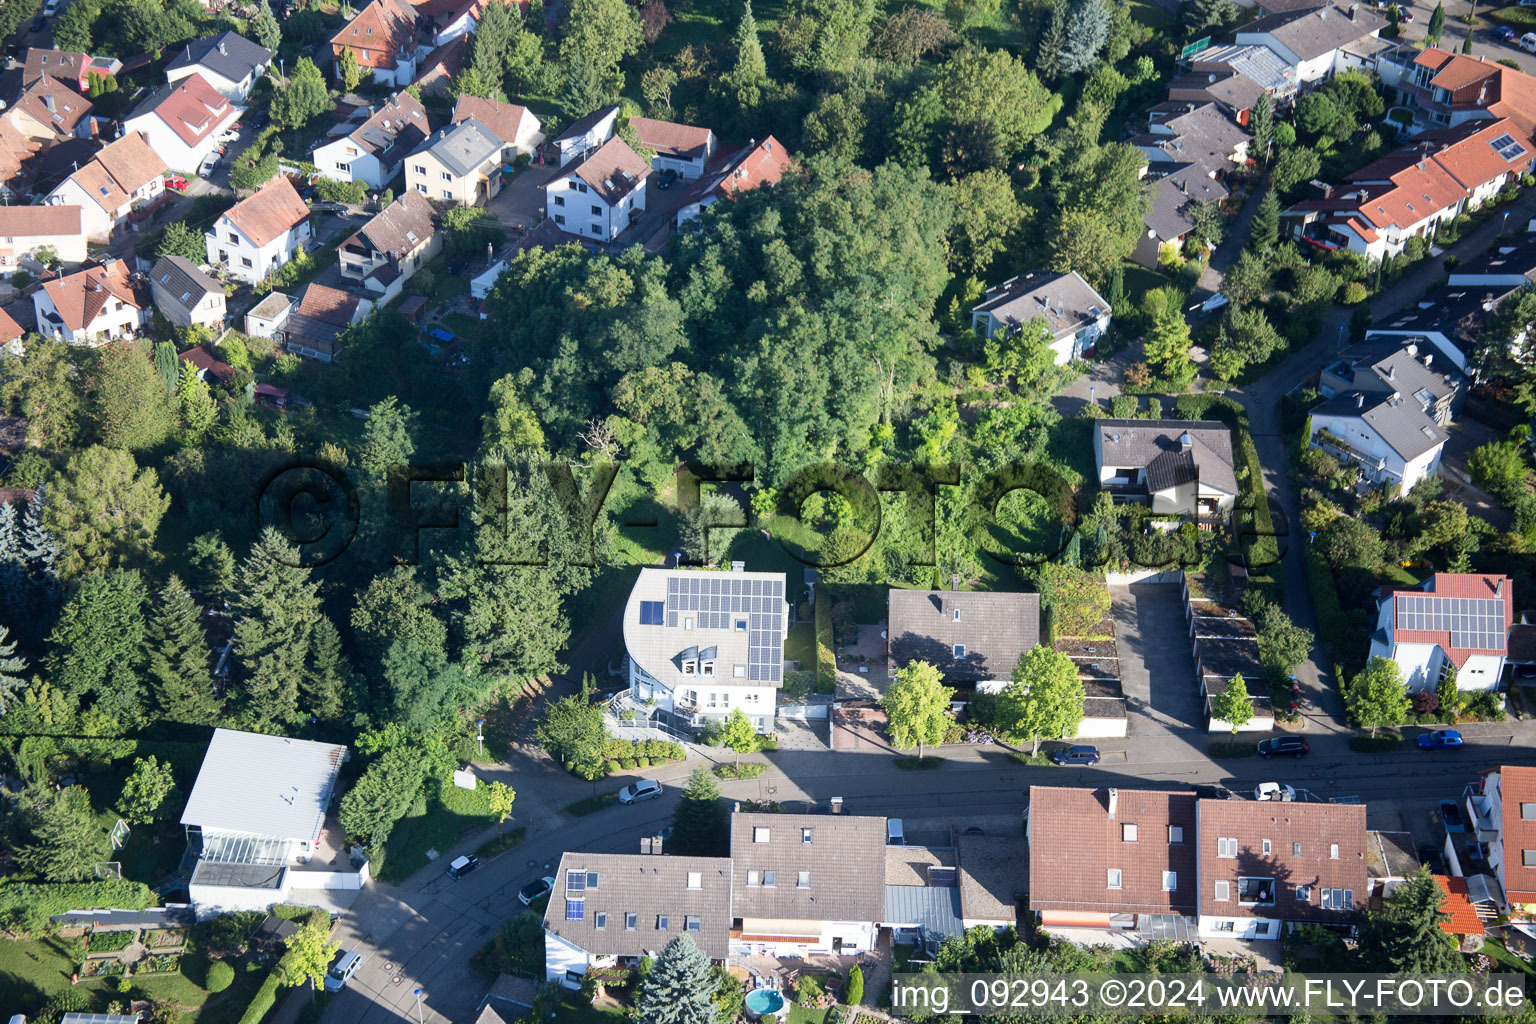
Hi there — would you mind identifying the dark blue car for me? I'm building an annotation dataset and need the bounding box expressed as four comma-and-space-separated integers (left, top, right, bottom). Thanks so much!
1419, 729, 1463, 750
1051, 745, 1101, 766
1494, 25, 1516, 42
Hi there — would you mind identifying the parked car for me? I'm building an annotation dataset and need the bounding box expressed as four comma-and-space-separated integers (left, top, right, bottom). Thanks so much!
618, 778, 662, 804
1522, 31, 1536, 51
164, 176, 189, 192
1257, 736, 1309, 759
886, 818, 905, 846
1419, 729, 1463, 750
42, 0, 60, 16
1050, 745, 1101, 766
447, 854, 479, 879
1398, 6, 1414, 20
1193, 784, 1234, 800
656, 168, 677, 190
1255, 781, 1296, 801
1440, 799, 1467, 832
517, 875, 555, 906
197, 150, 220, 178
323, 951, 363, 993
217, 128, 240, 145
1493, 25, 1516, 41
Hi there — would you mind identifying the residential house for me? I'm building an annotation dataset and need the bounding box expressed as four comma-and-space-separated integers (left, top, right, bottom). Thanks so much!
1377, 45, 1536, 137
1196, 800, 1368, 939
887, 587, 1041, 687
543, 136, 649, 241
1464, 766, 1536, 915
969, 269, 1113, 365
32, 258, 147, 344
1167, 70, 1269, 126
181, 728, 364, 917
0, 120, 42, 200
0, 204, 86, 266
44, 131, 168, 241
1283, 119, 1534, 260
330, 0, 419, 87
622, 565, 788, 734
1367, 573, 1513, 692
312, 92, 432, 191
1448, 233, 1536, 288
729, 812, 885, 956
165, 32, 273, 101
1028, 786, 1198, 943
23, 48, 119, 93
0, 307, 23, 356
1307, 340, 1458, 489
1133, 102, 1250, 171
283, 282, 373, 362
1136, 161, 1230, 267
1364, 283, 1516, 373
151, 254, 226, 329
542, 852, 732, 989
414, 0, 492, 46
338, 189, 440, 302
1186, 596, 1272, 732
1189, 44, 1299, 111
629, 117, 717, 179
551, 106, 618, 166
406, 116, 503, 206
177, 345, 235, 384
1365, 830, 1422, 898
7, 76, 93, 144
413, 34, 469, 99
882, 846, 964, 953
1093, 419, 1238, 518
123, 73, 241, 174
452, 94, 543, 160
1234, 0, 1387, 85
1432, 874, 1488, 948
954, 832, 1027, 929
675, 136, 792, 227
206, 176, 311, 283
245, 291, 296, 340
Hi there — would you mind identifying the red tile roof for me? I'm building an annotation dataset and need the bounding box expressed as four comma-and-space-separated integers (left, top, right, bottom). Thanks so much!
1197, 801, 1368, 922
552, 136, 650, 203
1414, 48, 1536, 143
1432, 874, 1486, 936
1500, 766, 1536, 901
141, 73, 233, 148
628, 116, 713, 159
0, 306, 22, 346
223, 176, 310, 247
14, 77, 92, 137
90, 131, 168, 197
331, 0, 417, 70
0, 204, 81, 237
452, 95, 534, 149
42, 260, 143, 332
296, 282, 363, 325
178, 345, 234, 381
1028, 786, 1198, 916
717, 135, 791, 198
1383, 573, 1513, 666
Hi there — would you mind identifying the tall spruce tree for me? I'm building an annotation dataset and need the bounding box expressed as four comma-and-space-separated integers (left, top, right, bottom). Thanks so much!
0, 500, 23, 626
635, 935, 718, 1024
18, 785, 108, 882
560, 43, 606, 116
302, 615, 348, 721
668, 764, 728, 855
723, 0, 767, 111
1250, 92, 1273, 160
20, 486, 61, 632
471, 0, 516, 84
1359, 867, 1462, 974
1249, 189, 1280, 253
0, 624, 28, 712
44, 569, 147, 723
251, 0, 281, 50
1034, 1, 1068, 80
144, 574, 220, 725
231, 529, 322, 731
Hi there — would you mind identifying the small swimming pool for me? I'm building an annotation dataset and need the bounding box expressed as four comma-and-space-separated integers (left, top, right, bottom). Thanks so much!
744, 988, 786, 1018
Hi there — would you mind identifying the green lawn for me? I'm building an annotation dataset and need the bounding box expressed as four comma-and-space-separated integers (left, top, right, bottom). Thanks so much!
0, 937, 267, 1024
785, 621, 816, 670
553, 996, 628, 1024
379, 779, 504, 882
787, 1005, 830, 1024
1120, 262, 1174, 307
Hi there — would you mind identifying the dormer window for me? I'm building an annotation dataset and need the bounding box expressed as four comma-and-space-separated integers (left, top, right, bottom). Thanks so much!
701, 660, 715, 677
682, 660, 697, 676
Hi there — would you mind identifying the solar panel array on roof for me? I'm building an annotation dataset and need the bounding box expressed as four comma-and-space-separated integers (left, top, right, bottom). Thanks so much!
666, 575, 784, 682
1397, 593, 1506, 649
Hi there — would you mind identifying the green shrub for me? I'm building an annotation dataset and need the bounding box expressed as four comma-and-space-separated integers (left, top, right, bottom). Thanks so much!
565, 793, 618, 816
604, 759, 621, 773
713, 763, 769, 779
476, 826, 527, 859
621, 758, 637, 770
1349, 733, 1402, 753
88, 929, 136, 952
1340, 282, 1367, 304
846, 965, 864, 1005
0, 881, 154, 934
814, 598, 837, 693
207, 960, 236, 992
236, 972, 283, 1024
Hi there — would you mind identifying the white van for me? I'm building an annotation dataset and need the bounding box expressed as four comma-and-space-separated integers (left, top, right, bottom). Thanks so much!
886, 818, 905, 846
1521, 31, 1536, 52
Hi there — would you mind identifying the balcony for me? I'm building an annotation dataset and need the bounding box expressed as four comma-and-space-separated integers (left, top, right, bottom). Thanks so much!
1237, 877, 1277, 907
1311, 430, 1386, 477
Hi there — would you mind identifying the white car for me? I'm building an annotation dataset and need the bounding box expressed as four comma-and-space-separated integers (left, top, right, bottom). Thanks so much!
1254, 782, 1296, 802
197, 150, 220, 177
1522, 31, 1536, 51
323, 950, 363, 993
42, 0, 59, 15
617, 779, 662, 804
217, 128, 240, 145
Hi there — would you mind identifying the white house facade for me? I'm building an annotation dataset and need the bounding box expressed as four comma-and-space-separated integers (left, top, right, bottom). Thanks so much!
206, 177, 311, 283
1366, 573, 1511, 692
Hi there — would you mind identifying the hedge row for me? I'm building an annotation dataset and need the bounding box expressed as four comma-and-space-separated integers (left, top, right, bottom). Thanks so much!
237, 972, 284, 1024
1304, 545, 1352, 670
0, 880, 154, 934
814, 597, 836, 693
600, 739, 684, 763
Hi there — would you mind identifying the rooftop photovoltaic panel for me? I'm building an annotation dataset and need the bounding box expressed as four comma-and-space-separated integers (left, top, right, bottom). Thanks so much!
666, 574, 785, 682
1396, 594, 1506, 650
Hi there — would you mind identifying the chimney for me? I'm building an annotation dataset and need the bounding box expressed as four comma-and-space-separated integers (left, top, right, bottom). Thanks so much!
730, 560, 745, 573
1424, 353, 1433, 368
652, 834, 663, 854
218, 41, 227, 54
1108, 788, 1119, 820
1349, 2, 1357, 18
1180, 430, 1193, 450
640, 837, 652, 854
830, 796, 843, 814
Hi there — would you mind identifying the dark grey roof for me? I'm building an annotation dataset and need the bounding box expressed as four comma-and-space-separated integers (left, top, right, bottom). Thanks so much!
346, 189, 437, 257
1370, 284, 1515, 346
1237, 1, 1386, 61
1508, 623, 1536, 664
1170, 70, 1266, 115
256, 915, 299, 942
541, 852, 732, 959
1096, 419, 1238, 495
417, 116, 501, 177
1310, 390, 1447, 461
1083, 696, 1128, 719
971, 269, 1111, 339
346, 92, 430, 161
955, 833, 1026, 923
189, 859, 285, 888
1195, 636, 1264, 680
883, 885, 963, 938
888, 589, 1042, 683
554, 105, 618, 143
1190, 615, 1257, 639
1145, 448, 1199, 491
730, 813, 886, 923
1140, 102, 1249, 173
151, 254, 219, 315
1144, 163, 1229, 241
165, 32, 272, 83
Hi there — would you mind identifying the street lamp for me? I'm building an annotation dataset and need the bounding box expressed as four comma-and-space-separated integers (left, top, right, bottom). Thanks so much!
1504, 211, 1511, 236
1089, 384, 1096, 409
414, 987, 425, 1024
476, 719, 484, 758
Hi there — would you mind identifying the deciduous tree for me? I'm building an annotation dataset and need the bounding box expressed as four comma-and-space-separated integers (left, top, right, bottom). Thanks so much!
534, 694, 606, 775
1349, 656, 1410, 737
276, 920, 341, 999
880, 660, 954, 757
997, 645, 1085, 754
89, 342, 175, 452
1209, 672, 1254, 737
118, 755, 176, 824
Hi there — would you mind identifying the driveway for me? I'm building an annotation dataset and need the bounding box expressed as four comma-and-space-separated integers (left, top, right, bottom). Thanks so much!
1111, 583, 1211, 757
486, 162, 560, 233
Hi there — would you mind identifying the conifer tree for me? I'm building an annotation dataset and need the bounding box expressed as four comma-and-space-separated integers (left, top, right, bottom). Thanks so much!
231, 529, 321, 730
724, 0, 767, 111
1358, 867, 1461, 973
0, 500, 23, 626
669, 764, 727, 856
302, 615, 348, 721
635, 935, 718, 1024
0, 624, 28, 712
144, 574, 220, 725
1249, 189, 1280, 253
251, 0, 281, 51
21, 486, 61, 629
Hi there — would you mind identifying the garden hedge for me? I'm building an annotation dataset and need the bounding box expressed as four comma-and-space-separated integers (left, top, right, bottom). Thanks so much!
814, 597, 836, 693
0, 880, 154, 934
236, 973, 284, 1024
